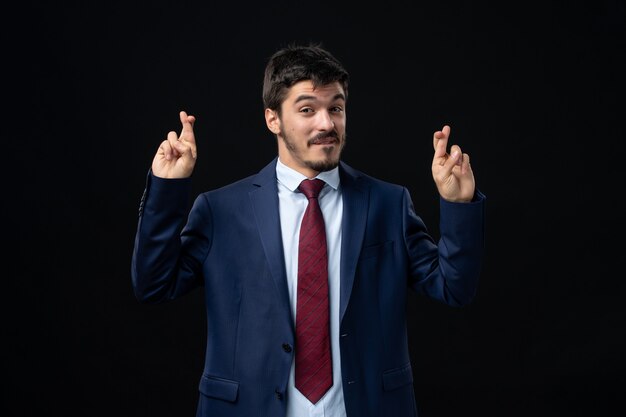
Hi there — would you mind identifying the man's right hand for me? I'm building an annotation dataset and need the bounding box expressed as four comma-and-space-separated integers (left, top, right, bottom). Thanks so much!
152, 111, 197, 178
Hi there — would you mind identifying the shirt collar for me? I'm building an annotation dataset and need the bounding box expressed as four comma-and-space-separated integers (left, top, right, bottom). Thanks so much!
276, 157, 340, 192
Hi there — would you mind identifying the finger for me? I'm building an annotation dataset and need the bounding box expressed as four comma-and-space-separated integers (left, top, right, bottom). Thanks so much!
160, 139, 173, 161
461, 152, 471, 175
167, 131, 182, 158
174, 139, 198, 161
433, 125, 451, 159
167, 130, 179, 146
439, 146, 463, 177
450, 144, 463, 166
179, 111, 196, 141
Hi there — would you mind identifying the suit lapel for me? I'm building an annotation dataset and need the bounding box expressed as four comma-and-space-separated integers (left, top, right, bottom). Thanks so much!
338, 162, 369, 322
249, 158, 293, 323
248, 159, 369, 325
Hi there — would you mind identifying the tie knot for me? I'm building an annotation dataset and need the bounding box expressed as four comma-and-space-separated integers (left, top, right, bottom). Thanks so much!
299, 178, 325, 199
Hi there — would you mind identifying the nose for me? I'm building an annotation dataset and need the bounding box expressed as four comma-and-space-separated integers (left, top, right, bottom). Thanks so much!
317, 111, 335, 131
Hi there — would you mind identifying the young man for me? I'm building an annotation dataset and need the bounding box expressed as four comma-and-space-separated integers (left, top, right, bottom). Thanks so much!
131, 43, 485, 417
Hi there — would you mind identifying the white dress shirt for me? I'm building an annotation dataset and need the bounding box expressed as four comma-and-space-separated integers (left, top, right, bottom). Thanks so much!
276, 158, 347, 417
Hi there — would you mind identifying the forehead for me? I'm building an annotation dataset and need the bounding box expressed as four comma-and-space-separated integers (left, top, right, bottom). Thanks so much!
284, 80, 345, 103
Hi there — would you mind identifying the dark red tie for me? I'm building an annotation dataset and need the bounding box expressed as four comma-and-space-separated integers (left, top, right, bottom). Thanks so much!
295, 178, 332, 404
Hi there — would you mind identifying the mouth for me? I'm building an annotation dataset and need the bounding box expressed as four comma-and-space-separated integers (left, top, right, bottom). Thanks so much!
310, 136, 339, 146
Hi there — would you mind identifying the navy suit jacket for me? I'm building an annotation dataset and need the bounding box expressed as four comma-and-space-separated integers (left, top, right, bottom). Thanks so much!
131, 157, 486, 417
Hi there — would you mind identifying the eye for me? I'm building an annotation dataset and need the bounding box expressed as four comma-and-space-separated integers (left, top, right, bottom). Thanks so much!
300, 107, 314, 113
330, 106, 344, 113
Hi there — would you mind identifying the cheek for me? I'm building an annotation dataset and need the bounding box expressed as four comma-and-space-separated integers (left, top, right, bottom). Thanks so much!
287, 123, 312, 139
332, 120, 346, 133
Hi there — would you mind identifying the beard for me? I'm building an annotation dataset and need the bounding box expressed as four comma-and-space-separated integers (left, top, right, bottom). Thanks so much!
280, 127, 347, 173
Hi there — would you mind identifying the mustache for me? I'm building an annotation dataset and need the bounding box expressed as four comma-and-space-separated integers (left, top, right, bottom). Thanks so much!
308, 131, 339, 145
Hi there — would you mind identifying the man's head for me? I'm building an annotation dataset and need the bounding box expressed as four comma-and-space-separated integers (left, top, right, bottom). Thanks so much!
263, 43, 350, 178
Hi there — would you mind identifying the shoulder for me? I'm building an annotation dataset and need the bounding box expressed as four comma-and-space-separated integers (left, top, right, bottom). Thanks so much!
197, 159, 277, 200
339, 161, 406, 195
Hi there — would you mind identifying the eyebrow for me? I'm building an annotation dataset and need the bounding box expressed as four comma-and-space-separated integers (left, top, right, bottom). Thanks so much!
293, 93, 346, 104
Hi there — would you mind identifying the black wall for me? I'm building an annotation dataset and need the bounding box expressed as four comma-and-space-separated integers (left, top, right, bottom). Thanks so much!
6, 1, 625, 416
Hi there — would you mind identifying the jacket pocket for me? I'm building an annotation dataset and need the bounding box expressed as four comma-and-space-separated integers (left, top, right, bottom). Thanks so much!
382, 363, 414, 391
198, 374, 239, 402
360, 240, 393, 260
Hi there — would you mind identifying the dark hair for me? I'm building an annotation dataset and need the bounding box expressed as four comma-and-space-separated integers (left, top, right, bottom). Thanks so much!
262, 42, 349, 114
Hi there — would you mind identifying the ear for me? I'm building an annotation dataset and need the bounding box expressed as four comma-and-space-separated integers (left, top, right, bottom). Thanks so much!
265, 108, 281, 134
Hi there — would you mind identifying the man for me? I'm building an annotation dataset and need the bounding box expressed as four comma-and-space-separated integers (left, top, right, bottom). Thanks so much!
131, 43, 485, 417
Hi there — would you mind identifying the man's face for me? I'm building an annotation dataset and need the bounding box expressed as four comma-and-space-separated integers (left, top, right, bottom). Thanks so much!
266, 80, 347, 178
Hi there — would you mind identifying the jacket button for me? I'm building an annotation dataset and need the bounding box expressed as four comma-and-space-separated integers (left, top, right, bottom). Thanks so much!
282, 343, 292, 353
275, 389, 283, 400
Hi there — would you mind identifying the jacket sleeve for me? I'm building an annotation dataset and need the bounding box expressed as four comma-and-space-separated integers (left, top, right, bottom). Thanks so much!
405, 188, 486, 306
130, 171, 212, 303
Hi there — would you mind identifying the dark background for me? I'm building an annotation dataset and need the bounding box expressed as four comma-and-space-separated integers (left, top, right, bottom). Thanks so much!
6, 1, 625, 416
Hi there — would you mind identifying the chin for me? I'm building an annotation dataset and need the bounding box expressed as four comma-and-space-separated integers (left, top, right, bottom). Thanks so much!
307, 157, 340, 173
